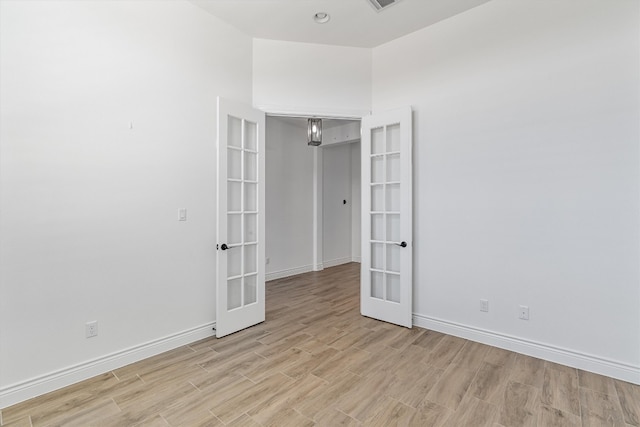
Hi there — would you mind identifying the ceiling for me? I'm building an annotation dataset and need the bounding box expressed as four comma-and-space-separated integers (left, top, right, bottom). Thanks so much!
189, 0, 492, 48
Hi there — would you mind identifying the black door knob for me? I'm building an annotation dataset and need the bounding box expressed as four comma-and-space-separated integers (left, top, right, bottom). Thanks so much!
220, 243, 229, 250
396, 241, 407, 248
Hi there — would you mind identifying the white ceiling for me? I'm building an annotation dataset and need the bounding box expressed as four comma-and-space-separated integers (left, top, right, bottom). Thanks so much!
189, 0, 492, 48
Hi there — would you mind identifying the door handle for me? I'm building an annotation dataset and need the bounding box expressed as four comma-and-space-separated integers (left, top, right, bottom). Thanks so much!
217, 243, 240, 251
396, 241, 407, 248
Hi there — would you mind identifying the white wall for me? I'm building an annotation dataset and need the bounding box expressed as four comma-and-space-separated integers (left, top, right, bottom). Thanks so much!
373, 0, 640, 382
265, 118, 315, 279
0, 0, 252, 405
253, 39, 372, 117
322, 144, 353, 266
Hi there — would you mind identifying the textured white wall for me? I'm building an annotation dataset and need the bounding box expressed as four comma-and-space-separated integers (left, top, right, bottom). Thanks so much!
0, 0, 252, 397
253, 39, 372, 117
265, 118, 315, 276
373, 0, 640, 380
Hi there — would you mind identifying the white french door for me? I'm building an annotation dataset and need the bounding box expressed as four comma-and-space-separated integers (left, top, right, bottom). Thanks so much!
361, 107, 413, 328
216, 97, 266, 338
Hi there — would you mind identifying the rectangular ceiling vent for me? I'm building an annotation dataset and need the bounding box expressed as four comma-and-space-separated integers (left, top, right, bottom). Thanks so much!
366, 0, 401, 12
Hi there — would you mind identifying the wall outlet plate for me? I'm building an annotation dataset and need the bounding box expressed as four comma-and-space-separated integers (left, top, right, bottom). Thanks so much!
519, 305, 530, 320
480, 299, 489, 312
86, 321, 98, 338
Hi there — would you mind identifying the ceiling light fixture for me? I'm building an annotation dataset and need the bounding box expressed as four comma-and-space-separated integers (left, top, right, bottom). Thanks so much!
313, 12, 330, 24
307, 118, 322, 146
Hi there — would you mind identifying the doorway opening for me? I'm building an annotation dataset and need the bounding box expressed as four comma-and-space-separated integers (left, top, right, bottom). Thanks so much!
264, 116, 361, 283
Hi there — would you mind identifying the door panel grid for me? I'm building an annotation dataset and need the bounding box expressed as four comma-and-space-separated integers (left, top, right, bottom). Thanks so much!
369, 124, 402, 304
226, 115, 259, 310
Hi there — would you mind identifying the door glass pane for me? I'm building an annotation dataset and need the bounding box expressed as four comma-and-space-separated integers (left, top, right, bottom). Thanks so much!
244, 152, 257, 181
386, 153, 400, 182
371, 127, 384, 154
386, 273, 400, 303
371, 213, 384, 241
227, 248, 241, 278
228, 181, 242, 212
244, 182, 257, 212
386, 123, 400, 152
371, 271, 384, 299
386, 244, 400, 273
371, 185, 384, 212
227, 278, 242, 310
228, 116, 242, 148
228, 148, 242, 180
371, 155, 384, 184
244, 244, 257, 274
244, 213, 257, 243
386, 183, 400, 212
371, 243, 384, 270
228, 214, 242, 245
244, 274, 257, 305
386, 214, 400, 242
244, 120, 257, 151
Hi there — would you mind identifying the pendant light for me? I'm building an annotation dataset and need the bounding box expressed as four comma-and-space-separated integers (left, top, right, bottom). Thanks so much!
307, 118, 322, 146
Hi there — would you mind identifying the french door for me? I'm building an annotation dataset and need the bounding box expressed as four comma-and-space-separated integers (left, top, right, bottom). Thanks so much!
216, 97, 266, 338
361, 107, 413, 328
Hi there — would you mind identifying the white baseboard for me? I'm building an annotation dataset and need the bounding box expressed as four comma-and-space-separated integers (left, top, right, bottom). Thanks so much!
266, 264, 314, 282
0, 322, 216, 409
323, 257, 353, 269
266, 259, 357, 282
413, 314, 640, 385
351, 256, 361, 263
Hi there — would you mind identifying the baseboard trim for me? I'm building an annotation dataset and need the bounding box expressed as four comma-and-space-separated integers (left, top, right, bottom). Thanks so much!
323, 257, 353, 269
266, 265, 314, 282
351, 256, 361, 263
413, 314, 640, 385
0, 322, 216, 409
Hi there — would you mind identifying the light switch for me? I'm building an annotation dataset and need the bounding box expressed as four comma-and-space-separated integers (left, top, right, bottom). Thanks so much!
179, 208, 187, 221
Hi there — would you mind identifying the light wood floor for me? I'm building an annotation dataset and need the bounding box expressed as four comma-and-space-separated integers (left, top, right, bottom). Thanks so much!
2, 263, 639, 426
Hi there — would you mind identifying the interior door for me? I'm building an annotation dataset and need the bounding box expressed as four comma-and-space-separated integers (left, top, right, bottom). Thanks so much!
216, 97, 265, 338
361, 107, 413, 327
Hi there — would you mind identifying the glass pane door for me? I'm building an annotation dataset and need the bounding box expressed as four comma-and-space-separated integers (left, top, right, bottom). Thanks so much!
361, 107, 412, 328
216, 97, 265, 338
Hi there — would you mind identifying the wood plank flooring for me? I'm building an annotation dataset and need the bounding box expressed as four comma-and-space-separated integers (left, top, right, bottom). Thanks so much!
2, 263, 639, 426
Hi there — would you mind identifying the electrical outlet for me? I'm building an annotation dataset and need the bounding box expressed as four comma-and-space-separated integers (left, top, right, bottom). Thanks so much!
519, 305, 530, 320
86, 321, 98, 338
179, 208, 187, 221
266, 257, 270, 265
480, 299, 489, 312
